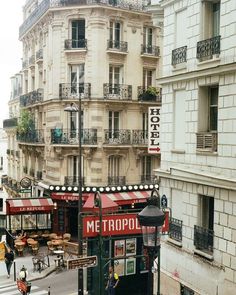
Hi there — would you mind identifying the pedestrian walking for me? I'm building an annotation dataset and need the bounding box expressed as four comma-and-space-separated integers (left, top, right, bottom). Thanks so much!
105, 266, 119, 295
4, 247, 14, 278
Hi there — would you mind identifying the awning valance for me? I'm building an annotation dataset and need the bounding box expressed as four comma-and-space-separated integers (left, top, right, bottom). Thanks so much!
6, 198, 54, 214
105, 190, 151, 205
51, 192, 89, 201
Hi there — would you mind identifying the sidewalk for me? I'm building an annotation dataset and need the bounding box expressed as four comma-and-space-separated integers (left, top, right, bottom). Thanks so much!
0, 251, 56, 289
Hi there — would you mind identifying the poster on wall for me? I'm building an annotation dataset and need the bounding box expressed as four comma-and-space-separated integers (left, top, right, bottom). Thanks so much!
114, 240, 125, 257
125, 238, 136, 256
114, 259, 125, 276
126, 258, 136, 275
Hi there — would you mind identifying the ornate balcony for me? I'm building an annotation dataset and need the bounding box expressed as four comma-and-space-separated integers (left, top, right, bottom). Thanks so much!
169, 217, 182, 242
141, 45, 160, 57
65, 39, 87, 50
132, 130, 148, 145
36, 49, 43, 61
104, 129, 131, 145
20, 89, 43, 107
107, 40, 128, 53
17, 129, 44, 144
172, 46, 187, 66
103, 84, 132, 100
64, 176, 85, 186
108, 176, 126, 186
196, 132, 217, 152
3, 118, 18, 129
194, 225, 214, 253
137, 86, 162, 102
197, 35, 221, 60
51, 128, 97, 145
59, 83, 91, 100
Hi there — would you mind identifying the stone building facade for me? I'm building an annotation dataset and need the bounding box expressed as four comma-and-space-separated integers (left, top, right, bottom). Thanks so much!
155, 0, 236, 294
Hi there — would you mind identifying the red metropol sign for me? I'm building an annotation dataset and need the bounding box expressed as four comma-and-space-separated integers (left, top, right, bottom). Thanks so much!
83, 212, 169, 238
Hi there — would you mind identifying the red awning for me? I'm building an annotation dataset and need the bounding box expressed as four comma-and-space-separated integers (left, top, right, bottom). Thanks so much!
105, 190, 151, 205
51, 192, 89, 201
83, 194, 119, 212
6, 198, 54, 214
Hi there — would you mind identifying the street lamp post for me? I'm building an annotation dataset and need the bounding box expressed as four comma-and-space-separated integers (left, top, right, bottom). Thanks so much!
137, 189, 165, 295
64, 97, 83, 295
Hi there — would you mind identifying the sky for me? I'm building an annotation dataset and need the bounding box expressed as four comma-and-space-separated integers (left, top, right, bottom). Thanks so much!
0, 0, 25, 127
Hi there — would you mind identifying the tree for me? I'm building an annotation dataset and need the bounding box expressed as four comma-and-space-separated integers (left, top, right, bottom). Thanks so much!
17, 110, 35, 135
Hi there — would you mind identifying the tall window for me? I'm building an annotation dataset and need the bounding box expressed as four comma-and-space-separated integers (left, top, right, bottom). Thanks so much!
202, 1, 220, 38
141, 156, 152, 181
68, 155, 84, 183
199, 195, 214, 231
70, 64, 85, 94
209, 87, 218, 131
108, 156, 121, 178
69, 110, 84, 139
109, 66, 122, 94
110, 21, 121, 43
143, 69, 153, 87
71, 20, 85, 48
109, 111, 119, 139
175, 8, 187, 48
143, 27, 153, 47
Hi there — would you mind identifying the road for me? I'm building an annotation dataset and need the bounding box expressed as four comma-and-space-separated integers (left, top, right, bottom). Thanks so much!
36, 268, 78, 295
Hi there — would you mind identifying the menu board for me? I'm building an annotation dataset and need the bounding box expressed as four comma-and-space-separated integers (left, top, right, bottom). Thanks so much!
114, 240, 125, 257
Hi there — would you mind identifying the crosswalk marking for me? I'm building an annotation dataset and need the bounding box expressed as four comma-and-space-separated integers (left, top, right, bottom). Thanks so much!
0, 284, 48, 295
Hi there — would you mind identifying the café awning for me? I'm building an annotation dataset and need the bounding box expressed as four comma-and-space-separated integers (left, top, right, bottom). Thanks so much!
105, 190, 151, 205
83, 194, 119, 212
6, 198, 54, 214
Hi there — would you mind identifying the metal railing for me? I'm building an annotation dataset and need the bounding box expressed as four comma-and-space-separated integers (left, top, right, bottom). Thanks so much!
3, 118, 18, 128
194, 225, 214, 253
196, 35, 221, 60
132, 130, 148, 144
51, 128, 97, 145
59, 83, 91, 99
65, 39, 87, 50
20, 89, 43, 107
141, 44, 160, 56
19, 0, 148, 37
36, 49, 43, 60
64, 176, 85, 186
108, 176, 126, 186
196, 132, 217, 152
169, 217, 182, 242
107, 40, 128, 52
17, 129, 45, 144
172, 46, 187, 65
137, 86, 162, 102
104, 129, 131, 144
103, 83, 132, 100
15, 151, 20, 158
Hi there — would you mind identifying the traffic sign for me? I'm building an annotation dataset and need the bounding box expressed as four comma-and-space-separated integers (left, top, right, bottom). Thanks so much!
67, 255, 97, 270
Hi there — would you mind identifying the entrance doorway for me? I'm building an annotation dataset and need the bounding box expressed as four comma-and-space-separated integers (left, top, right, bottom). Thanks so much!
68, 207, 78, 239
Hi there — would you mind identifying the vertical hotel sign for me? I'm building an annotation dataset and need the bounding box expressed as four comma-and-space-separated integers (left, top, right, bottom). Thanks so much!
148, 107, 161, 154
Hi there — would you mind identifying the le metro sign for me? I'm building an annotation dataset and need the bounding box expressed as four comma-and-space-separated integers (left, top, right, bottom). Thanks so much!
83, 212, 169, 238
148, 107, 161, 154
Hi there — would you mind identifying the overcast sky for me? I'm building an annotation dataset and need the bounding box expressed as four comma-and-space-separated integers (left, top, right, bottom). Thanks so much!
0, 0, 25, 127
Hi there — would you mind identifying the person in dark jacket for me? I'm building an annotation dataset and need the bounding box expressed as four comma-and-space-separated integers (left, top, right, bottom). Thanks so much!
106, 266, 119, 295
5, 247, 14, 278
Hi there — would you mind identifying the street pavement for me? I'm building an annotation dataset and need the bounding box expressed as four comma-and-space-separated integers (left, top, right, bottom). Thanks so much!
0, 249, 55, 290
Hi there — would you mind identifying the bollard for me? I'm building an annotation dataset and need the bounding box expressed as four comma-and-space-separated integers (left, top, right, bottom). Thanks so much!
48, 286, 51, 295
13, 261, 16, 281
47, 255, 50, 267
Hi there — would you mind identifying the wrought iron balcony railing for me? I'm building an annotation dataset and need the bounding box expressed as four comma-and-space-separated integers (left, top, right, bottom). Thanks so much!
141, 44, 160, 57
17, 129, 45, 144
196, 132, 217, 152
172, 46, 187, 66
107, 40, 128, 52
140, 175, 156, 184
194, 225, 214, 253
20, 89, 43, 107
196, 35, 221, 60
29, 55, 35, 66
137, 86, 162, 102
36, 49, 43, 60
65, 39, 87, 50
64, 176, 85, 186
51, 128, 97, 145
10, 150, 14, 156
169, 217, 182, 242
103, 83, 132, 100
19, 0, 147, 38
3, 118, 18, 129
132, 130, 148, 145
104, 129, 131, 144
36, 171, 43, 180
59, 83, 91, 99
108, 176, 126, 186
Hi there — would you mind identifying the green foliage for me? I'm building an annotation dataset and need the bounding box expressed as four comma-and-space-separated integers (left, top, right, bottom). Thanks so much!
17, 110, 35, 135
146, 86, 158, 96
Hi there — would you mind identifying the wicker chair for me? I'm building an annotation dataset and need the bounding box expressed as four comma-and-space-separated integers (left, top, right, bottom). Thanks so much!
47, 241, 54, 255
31, 241, 39, 255
63, 233, 71, 242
